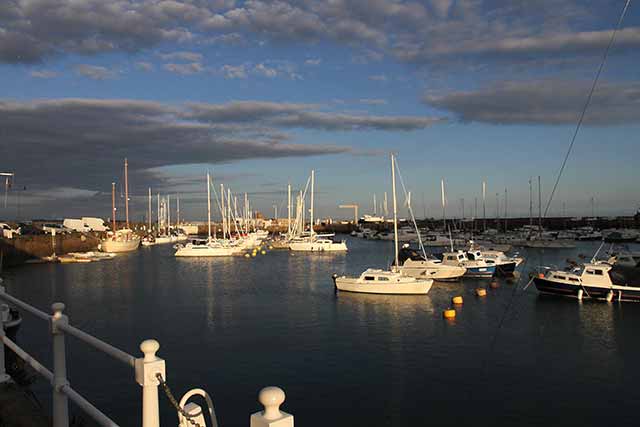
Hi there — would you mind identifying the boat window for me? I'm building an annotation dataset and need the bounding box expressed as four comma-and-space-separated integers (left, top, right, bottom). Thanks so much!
556, 276, 566, 280
569, 278, 579, 282
447, 256, 457, 261
593, 270, 603, 276
586, 269, 595, 275
377, 277, 389, 281
364, 276, 375, 281
458, 255, 464, 260
467, 253, 475, 260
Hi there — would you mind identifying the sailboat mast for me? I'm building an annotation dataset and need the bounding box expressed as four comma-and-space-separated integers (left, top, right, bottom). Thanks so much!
111, 182, 116, 232
206, 173, 212, 240
177, 196, 180, 226
287, 183, 291, 236
504, 188, 508, 232
538, 175, 542, 236
310, 170, 315, 236
220, 184, 226, 239
157, 194, 160, 232
124, 158, 130, 229
148, 188, 151, 232
482, 181, 486, 232
441, 178, 446, 231
167, 194, 171, 231
529, 178, 533, 226
391, 154, 399, 272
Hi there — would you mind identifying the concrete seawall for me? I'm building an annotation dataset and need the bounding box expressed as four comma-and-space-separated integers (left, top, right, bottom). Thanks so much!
0, 234, 101, 268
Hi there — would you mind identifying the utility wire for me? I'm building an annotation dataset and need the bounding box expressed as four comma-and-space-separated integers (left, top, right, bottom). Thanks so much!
543, 0, 632, 218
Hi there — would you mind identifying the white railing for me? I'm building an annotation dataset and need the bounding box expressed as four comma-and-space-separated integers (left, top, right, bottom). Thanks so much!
0, 283, 294, 427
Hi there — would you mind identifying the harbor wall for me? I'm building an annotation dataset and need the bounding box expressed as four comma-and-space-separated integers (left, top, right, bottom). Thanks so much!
0, 233, 100, 268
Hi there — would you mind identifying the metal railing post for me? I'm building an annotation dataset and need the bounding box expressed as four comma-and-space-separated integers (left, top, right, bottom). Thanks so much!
0, 302, 9, 383
135, 339, 165, 427
51, 302, 70, 427
250, 387, 293, 427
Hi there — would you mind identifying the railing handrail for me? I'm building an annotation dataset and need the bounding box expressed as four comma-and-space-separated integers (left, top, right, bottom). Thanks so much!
0, 285, 156, 427
1, 335, 54, 383
57, 322, 135, 368
0, 291, 49, 321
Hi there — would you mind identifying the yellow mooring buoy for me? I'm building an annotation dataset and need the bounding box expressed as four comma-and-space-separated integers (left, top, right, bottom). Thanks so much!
244, 253, 251, 258
452, 296, 463, 305
443, 309, 456, 319
476, 288, 487, 297
261, 250, 266, 255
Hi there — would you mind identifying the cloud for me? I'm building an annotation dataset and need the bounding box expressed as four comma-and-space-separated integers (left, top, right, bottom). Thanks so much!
163, 62, 204, 75
185, 100, 441, 130
158, 51, 203, 62
30, 70, 58, 79
254, 63, 278, 78
74, 64, 117, 80
134, 61, 154, 71
0, 98, 352, 194
205, 33, 245, 45
423, 80, 640, 125
304, 58, 322, 66
359, 98, 387, 105
221, 64, 248, 79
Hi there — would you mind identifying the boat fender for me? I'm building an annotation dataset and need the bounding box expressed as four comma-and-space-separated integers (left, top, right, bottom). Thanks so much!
606, 290, 614, 302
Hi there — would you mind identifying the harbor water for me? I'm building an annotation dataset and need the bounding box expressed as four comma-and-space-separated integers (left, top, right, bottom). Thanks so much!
2, 237, 640, 427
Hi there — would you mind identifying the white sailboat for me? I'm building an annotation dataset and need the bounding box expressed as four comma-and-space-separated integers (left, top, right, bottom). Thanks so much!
333, 154, 432, 294
101, 159, 141, 253
174, 172, 240, 257
288, 170, 348, 252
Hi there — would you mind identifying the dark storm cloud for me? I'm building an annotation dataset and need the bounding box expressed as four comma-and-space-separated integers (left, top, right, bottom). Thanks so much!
185, 101, 442, 130
424, 80, 640, 125
3, 0, 636, 67
0, 98, 442, 199
0, 98, 351, 194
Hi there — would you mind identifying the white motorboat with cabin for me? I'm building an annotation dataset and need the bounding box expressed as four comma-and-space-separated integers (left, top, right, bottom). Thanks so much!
441, 250, 496, 278
333, 154, 432, 295
397, 244, 466, 281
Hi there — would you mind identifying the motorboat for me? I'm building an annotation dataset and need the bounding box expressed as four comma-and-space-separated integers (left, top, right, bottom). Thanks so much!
534, 260, 640, 302
332, 154, 432, 295
397, 245, 466, 281
476, 249, 523, 276
441, 250, 496, 278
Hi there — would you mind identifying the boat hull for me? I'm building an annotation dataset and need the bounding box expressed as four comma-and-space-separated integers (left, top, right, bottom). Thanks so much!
534, 277, 640, 302
494, 262, 517, 276
463, 265, 496, 278
101, 238, 140, 253
289, 241, 348, 252
400, 261, 466, 281
174, 246, 238, 257
333, 277, 433, 295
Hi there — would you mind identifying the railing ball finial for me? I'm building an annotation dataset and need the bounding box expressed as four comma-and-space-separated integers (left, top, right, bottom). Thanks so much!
140, 339, 160, 362
259, 386, 285, 420
51, 302, 65, 318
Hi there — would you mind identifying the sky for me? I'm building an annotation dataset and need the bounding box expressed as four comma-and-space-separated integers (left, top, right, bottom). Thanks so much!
1, 0, 639, 222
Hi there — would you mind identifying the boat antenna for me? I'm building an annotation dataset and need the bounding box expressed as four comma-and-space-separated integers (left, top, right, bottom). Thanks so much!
543, 0, 632, 219
590, 240, 606, 264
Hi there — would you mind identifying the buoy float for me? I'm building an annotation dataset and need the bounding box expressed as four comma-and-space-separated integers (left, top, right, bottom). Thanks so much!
251, 252, 257, 257
261, 250, 266, 255
443, 309, 456, 319
268, 246, 273, 250
476, 288, 487, 297
490, 281, 499, 289
244, 253, 251, 258
538, 273, 545, 279
452, 296, 463, 305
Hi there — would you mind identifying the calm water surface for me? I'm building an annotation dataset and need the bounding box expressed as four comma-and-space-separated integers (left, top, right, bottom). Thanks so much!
3, 237, 640, 427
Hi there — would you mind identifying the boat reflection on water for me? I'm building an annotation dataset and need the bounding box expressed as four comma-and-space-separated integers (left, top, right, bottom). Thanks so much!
335, 291, 434, 318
